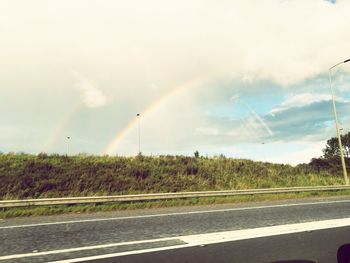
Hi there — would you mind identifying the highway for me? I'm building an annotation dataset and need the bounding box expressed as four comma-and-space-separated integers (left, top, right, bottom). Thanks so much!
1, 196, 350, 262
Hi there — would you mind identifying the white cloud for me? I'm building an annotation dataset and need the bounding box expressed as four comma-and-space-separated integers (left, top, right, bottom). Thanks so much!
230, 94, 240, 102
1, 0, 350, 161
73, 72, 107, 108
266, 141, 325, 165
1, 0, 350, 88
196, 127, 220, 136
270, 93, 338, 114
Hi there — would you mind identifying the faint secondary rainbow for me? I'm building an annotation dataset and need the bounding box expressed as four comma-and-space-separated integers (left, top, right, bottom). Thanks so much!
41, 103, 82, 153
102, 78, 204, 155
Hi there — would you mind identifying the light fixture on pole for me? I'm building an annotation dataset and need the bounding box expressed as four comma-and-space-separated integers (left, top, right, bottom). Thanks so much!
329, 58, 350, 185
136, 114, 141, 155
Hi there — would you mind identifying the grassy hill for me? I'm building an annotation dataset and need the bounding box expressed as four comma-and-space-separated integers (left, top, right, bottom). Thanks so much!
0, 153, 343, 199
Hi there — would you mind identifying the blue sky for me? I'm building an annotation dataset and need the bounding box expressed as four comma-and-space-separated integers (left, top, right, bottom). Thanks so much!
1, 0, 350, 164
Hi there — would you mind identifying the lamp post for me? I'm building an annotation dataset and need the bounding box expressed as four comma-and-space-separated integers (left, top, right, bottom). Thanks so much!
66, 136, 71, 156
329, 59, 350, 185
136, 114, 141, 155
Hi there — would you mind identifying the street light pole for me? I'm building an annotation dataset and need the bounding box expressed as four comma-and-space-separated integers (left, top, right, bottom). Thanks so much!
66, 136, 71, 156
136, 114, 141, 155
328, 59, 350, 185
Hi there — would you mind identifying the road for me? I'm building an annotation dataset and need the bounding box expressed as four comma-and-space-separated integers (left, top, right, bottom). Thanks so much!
1, 196, 350, 262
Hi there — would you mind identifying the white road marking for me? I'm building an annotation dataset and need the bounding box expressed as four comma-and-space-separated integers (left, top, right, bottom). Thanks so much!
31, 217, 350, 262
48, 244, 192, 263
1, 198, 350, 230
0, 237, 180, 261
1, 217, 350, 262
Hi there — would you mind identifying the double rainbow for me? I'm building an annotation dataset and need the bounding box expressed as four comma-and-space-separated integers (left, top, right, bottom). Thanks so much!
101, 78, 204, 155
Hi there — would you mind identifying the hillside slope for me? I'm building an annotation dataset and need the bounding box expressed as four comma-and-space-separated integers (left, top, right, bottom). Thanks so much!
0, 153, 343, 199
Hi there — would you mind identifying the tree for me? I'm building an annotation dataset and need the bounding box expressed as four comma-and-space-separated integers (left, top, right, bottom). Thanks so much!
323, 132, 350, 159
309, 158, 329, 173
323, 137, 340, 159
194, 150, 200, 158
309, 132, 350, 174
342, 133, 350, 158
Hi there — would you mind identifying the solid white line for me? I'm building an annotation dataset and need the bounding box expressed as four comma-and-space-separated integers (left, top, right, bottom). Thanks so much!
1, 198, 350, 230
46, 217, 350, 263
0, 237, 180, 261
48, 244, 193, 263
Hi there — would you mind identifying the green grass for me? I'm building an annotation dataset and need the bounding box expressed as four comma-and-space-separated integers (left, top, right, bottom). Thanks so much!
0, 153, 347, 218
0, 153, 344, 200
1, 190, 350, 218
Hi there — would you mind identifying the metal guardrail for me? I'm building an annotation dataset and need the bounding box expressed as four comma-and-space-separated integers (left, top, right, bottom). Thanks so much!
1, 185, 350, 208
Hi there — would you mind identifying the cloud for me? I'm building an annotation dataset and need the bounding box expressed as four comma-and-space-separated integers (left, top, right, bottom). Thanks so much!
1, 0, 350, 162
196, 127, 219, 136
265, 141, 326, 165
265, 97, 350, 141
270, 93, 334, 114
196, 92, 350, 146
73, 72, 107, 108
194, 115, 268, 145
230, 94, 240, 102
1, 0, 350, 89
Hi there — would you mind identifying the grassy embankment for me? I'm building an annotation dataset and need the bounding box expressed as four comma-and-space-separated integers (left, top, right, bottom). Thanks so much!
0, 153, 348, 218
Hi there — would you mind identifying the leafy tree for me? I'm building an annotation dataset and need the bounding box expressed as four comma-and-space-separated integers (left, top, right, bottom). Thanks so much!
342, 133, 350, 158
194, 150, 200, 158
309, 132, 350, 175
323, 132, 350, 159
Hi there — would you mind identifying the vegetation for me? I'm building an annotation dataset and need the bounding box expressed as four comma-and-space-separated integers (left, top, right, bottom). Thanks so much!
0, 152, 343, 200
1, 190, 350, 218
309, 132, 350, 175
2, 132, 350, 218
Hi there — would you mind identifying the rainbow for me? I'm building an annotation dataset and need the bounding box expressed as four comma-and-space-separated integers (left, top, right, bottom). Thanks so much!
41, 103, 82, 153
102, 78, 204, 155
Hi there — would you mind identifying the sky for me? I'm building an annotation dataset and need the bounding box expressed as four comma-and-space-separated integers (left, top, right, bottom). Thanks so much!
1, 0, 350, 165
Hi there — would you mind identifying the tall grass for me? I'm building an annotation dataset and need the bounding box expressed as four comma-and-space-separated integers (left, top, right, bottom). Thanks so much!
0, 153, 343, 200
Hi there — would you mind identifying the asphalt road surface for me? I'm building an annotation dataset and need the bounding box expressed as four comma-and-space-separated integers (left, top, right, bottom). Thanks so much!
1, 196, 350, 262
